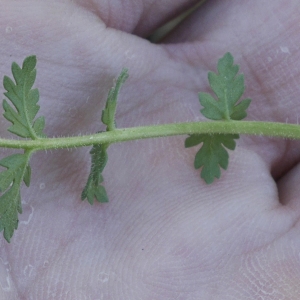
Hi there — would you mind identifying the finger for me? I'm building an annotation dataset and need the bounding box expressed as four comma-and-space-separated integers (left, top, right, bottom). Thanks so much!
67, 0, 200, 36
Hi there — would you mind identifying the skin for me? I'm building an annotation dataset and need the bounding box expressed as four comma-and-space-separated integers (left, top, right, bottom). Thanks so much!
0, 0, 300, 298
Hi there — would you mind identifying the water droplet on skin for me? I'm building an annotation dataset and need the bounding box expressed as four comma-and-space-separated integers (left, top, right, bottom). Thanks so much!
5, 26, 12, 33
20, 205, 34, 225
43, 260, 49, 268
23, 264, 34, 277
98, 272, 109, 283
0, 258, 11, 291
280, 46, 290, 54
125, 50, 135, 60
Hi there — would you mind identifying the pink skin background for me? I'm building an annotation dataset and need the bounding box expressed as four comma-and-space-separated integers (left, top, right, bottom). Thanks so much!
0, 0, 300, 299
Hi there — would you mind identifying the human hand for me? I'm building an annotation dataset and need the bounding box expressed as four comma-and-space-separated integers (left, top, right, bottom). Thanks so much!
1, 1, 300, 299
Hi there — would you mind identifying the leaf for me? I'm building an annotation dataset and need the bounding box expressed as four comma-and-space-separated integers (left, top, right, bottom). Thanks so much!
81, 143, 109, 204
3, 55, 46, 138
199, 52, 251, 121
185, 134, 239, 184
186, 53, 251, 184
101, 69, 128, 131
0, 55, 41, 242
81, 69, 129, 204
0, 153, 31, 242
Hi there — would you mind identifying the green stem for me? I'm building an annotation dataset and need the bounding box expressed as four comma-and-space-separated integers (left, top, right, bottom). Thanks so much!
0, 120, 300, 150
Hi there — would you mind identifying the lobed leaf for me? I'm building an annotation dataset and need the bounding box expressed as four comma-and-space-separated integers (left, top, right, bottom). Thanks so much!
185, 134, 239, 184
0, 153, 31, 242
3, 55, 46, 138
186, 53, 251, 184
200, 52, 251, 121
0, 55, 43, 242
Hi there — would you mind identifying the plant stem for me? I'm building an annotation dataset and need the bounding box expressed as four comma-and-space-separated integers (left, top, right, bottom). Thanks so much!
0, 120, 300, 150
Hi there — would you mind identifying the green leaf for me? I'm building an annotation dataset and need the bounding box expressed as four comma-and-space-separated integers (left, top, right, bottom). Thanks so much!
0, 153, 31, 242
81, 143, 109, 204
101, 69, 128, 131
0, 55, 40, 242
230, 98, 251, 120
82, 69, 129, 205
200, 52, 251, 121
187, 53, 251, 184
3, 55, 46, 138
185, 134, 239, 184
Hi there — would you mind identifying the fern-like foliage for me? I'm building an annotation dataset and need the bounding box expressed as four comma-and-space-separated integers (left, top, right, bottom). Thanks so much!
3, 56, 46, 139
82, 69, 128, 204
186, 52, 251, 184
0, 56, 45, 242
0, 53, 252, 242
199, 52, 251, 121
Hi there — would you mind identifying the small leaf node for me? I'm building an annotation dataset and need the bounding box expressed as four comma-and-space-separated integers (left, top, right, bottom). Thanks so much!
82, 69, 129, 205
81, 143, 109, 204
101, 69, 128, 131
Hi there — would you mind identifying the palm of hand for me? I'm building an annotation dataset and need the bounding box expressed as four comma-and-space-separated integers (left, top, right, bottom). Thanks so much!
1, 1, 300, 299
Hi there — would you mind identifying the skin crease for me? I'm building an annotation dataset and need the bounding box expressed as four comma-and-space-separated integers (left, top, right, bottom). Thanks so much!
0, 0, 300, 298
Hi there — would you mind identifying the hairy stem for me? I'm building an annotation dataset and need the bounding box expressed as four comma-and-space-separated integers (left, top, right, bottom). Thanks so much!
0, 120, 300, 150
